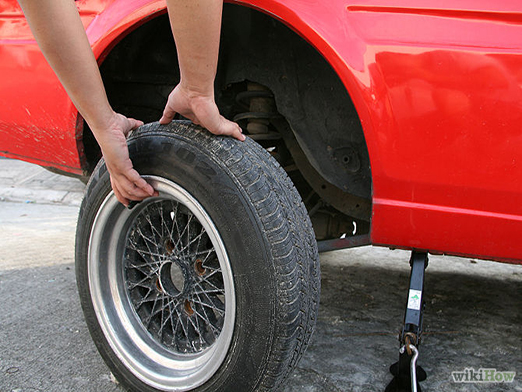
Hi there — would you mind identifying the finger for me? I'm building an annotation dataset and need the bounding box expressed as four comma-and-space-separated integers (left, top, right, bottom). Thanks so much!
128, 187, 152, 200
231, 123, 246, 141
110, 176, 130, 206
159, 107, 177, 125
220, 118, 246, 141
126, 169, 156, 197
134, 180, 157, 197
199, 111, 244, 141
118, 178, 154, 201
129, 118, 144, 130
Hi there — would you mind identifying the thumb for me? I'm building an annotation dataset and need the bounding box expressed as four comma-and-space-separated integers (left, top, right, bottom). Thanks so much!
159, 107, 176, 125
129, 118, 144, 130
121, 117, 143, 137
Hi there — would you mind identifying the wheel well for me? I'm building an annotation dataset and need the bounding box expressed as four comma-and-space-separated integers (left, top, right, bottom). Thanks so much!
92, 3, 372, 238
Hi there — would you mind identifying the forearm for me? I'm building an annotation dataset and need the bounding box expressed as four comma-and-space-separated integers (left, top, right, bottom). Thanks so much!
19, 0, 155, 205
18, 0, 113, 132
165, 0, 223, 96
160, 0, 244, 140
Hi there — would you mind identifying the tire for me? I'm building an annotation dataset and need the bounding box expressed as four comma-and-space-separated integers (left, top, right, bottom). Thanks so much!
75, 121, 320, 392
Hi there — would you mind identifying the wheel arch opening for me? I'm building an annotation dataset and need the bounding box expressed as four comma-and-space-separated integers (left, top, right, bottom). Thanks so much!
86, 3, 372, 239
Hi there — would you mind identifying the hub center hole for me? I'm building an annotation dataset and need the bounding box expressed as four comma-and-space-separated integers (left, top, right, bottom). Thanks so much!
159, 262, 185, 298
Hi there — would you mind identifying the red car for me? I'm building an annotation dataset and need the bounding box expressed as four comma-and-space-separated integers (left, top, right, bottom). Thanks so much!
1, 0, 521, 391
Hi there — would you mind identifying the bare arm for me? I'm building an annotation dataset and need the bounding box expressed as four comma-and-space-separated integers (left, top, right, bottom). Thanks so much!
160, 0, 245, 141
18, 0, 155, 206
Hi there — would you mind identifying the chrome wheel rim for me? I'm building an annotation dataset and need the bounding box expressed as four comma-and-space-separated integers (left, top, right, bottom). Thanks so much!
88, 176, 235, 391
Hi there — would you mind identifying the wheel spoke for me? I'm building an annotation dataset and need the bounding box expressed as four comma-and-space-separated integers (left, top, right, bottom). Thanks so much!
192, 296, 221, 338
127, 274, 153, 291
198, 269, 223, 289
132, 287, 157, 309
124, 198, 228, 355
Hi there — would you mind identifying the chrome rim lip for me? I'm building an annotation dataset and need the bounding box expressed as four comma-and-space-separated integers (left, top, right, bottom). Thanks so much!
87, 176, 236, 391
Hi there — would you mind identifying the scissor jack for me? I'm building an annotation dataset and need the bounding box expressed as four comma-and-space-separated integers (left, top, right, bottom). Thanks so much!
385, 251, 429, 392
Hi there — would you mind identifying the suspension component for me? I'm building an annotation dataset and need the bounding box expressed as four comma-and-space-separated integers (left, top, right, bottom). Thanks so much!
233, 82, 281, 140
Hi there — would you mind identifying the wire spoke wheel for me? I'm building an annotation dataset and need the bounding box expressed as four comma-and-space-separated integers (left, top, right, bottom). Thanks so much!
76, 122, 319, 392
88, 177, 235, 391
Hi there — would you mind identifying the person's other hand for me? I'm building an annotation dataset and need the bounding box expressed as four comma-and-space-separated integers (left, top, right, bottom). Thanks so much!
159, 84, 245, 141
93, 112, 157, 206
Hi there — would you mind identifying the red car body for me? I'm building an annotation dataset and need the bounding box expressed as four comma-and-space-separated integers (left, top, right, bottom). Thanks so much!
1, 0, 521, 264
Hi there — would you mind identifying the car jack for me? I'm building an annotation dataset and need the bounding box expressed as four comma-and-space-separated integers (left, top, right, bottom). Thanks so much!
385, 251, 429, 392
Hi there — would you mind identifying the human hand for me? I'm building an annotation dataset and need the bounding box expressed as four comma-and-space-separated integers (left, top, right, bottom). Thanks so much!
159, 84, 245, 141
93, 112, 157, 206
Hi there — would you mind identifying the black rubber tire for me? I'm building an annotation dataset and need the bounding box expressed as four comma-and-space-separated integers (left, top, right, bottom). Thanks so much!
75, 121, 320, 391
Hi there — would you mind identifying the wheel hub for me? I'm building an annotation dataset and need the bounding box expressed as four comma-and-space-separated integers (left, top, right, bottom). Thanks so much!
158, 259, 188, 299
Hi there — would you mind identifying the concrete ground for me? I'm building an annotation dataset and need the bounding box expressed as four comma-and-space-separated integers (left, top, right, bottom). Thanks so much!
0, 158, 521, 392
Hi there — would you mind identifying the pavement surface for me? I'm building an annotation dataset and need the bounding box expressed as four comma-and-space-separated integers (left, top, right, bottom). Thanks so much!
0, 157, 521, 392
0, 158, 85, 207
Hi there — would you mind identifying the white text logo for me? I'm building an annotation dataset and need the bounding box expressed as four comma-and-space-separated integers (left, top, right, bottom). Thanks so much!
452, 368, 516, 383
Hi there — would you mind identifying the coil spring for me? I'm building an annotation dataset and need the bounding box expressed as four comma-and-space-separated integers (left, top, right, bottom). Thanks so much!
233, 90, 282, 140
